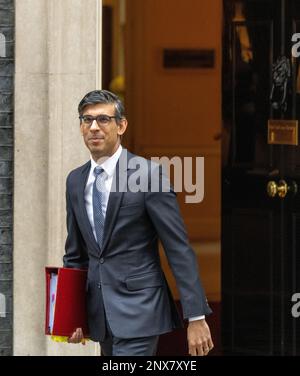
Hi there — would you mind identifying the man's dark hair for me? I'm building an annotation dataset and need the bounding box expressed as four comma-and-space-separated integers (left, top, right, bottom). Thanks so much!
78, 90, 125, 121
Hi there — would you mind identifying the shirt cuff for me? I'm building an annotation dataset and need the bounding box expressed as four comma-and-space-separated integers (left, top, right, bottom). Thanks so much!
188, 315, 205, 322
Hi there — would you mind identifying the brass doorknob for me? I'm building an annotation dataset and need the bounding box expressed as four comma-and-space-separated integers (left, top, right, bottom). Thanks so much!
267, 181, 278, 197
267, 180, 297, 198
277, 180, 288, 198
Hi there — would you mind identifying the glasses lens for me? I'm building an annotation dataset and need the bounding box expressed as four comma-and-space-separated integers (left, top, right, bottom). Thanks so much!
96, 115, 111, 125
82, 115, 93, 125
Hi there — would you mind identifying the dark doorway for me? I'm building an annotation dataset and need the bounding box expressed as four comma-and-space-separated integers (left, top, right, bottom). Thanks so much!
222, 0, 300, 355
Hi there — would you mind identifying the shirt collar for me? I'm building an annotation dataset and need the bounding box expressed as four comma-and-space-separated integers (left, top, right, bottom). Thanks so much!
90, 144, 122, 177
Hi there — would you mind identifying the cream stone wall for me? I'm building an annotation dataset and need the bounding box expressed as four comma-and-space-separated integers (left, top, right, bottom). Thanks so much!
14, 0, 101, 355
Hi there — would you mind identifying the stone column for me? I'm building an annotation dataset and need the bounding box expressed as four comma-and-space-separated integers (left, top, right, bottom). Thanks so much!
14, 0, 101, 355
0, 0, 14, 357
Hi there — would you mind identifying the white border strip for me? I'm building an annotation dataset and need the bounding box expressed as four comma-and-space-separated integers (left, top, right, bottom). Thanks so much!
96, 0, 102, 89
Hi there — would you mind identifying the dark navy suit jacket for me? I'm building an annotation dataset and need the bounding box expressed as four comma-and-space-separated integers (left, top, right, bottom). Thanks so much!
63, 148, 212, 341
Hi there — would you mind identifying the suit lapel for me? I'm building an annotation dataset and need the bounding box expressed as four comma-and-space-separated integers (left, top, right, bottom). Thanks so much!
100, 148, 130, 255
78, 161, 101, 254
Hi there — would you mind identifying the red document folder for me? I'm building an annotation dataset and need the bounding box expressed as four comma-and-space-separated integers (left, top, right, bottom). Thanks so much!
45, 267, 89, 337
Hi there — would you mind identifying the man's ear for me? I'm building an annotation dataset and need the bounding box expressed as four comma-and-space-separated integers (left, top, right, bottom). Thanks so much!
80, 123, 84, 135
117, 118, 128, 136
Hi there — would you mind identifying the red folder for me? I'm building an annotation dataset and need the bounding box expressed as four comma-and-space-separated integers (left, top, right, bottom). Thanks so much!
45, 267, 89, 337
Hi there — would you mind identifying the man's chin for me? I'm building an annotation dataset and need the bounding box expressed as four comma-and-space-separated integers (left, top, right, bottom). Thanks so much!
89, 147, 110, 160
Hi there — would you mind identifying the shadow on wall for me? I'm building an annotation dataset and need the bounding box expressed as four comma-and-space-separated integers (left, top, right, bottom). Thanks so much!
0, 33, 6, 57
0, 293, 6, 317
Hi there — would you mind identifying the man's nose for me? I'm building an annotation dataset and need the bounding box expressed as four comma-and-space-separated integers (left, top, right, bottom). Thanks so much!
90, 119, 100, 131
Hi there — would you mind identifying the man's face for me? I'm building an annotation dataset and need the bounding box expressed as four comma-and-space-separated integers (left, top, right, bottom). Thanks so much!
80, 103, 127, 161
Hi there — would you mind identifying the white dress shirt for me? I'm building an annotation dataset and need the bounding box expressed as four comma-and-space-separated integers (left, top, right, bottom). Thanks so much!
84, 144, 204, 322
85, 145, 123, 240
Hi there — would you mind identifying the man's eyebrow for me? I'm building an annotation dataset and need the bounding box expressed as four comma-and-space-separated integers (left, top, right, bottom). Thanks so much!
82, 113, 113, 116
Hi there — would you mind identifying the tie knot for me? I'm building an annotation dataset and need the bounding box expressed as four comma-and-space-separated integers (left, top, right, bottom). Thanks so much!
94, 166, 105, 176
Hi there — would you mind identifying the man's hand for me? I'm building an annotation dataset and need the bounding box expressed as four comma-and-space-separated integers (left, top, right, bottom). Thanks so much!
68, 328, 86, 345
187, 319, 214, 356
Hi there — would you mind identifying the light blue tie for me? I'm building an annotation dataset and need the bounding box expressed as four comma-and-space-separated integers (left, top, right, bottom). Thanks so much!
93, 166, 106, 248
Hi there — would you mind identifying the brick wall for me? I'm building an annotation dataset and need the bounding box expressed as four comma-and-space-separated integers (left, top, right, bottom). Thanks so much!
0, 0, 14, 356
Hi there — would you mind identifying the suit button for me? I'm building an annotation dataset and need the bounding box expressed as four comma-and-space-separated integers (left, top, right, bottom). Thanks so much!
100, 258, 104, 264
97, 283, 101, 289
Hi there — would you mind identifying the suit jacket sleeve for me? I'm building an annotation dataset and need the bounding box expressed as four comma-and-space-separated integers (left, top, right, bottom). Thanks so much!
63, 176, 89, 269
145, 164, 212, 319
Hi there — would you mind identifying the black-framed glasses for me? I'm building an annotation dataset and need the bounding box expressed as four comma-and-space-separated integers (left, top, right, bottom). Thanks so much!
79, 114, 118, 128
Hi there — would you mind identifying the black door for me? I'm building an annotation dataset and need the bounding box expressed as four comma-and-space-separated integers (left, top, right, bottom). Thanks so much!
222, 0, 300, 355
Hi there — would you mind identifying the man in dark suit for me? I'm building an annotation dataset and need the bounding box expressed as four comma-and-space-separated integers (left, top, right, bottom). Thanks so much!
64, 90, 213, 356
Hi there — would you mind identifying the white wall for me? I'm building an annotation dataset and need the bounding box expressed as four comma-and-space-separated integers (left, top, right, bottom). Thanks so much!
14, 0, 101, 355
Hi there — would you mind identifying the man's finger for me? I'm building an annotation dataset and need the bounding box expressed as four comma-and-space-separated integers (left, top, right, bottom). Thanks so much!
197, 345, 204, 356
73, 328, 83, 342
78, 329, 85, 344
71, 336, 79, 343
68, 328, 83, 343
78, 328, 84, 338
203, 345, 210, 356
68, 335, 77, 343
189, 345, 197, 356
